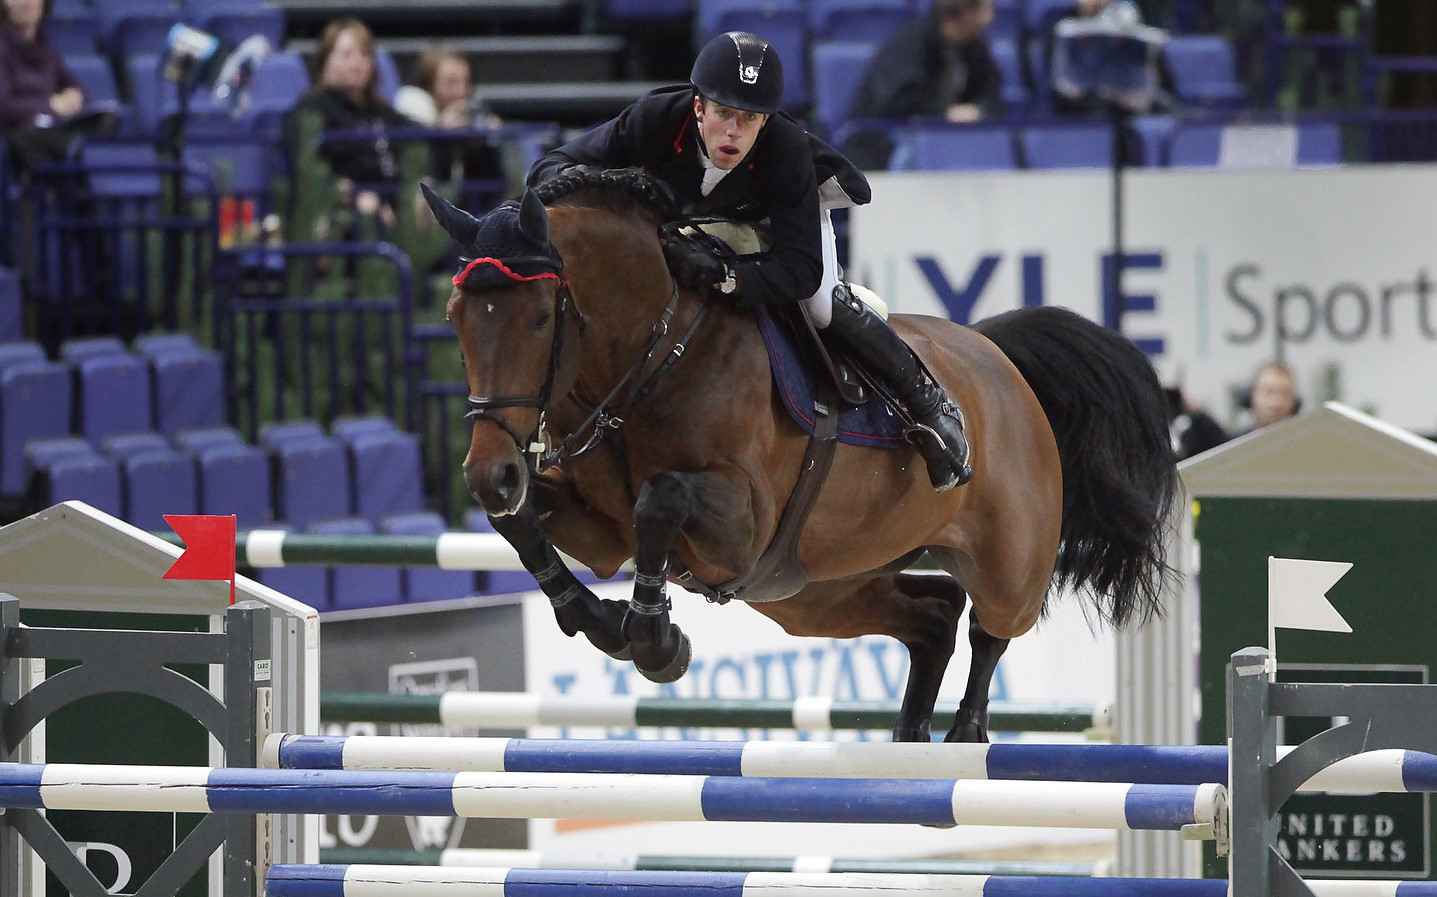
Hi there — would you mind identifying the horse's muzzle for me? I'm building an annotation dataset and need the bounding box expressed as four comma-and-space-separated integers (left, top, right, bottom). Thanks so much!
464, 455, 529, 517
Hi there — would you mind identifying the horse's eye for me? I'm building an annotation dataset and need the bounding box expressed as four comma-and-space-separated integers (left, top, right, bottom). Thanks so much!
535, 309, 552, 330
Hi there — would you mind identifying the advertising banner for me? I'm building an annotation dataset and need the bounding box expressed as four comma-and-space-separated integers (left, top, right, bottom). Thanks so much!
848, 165, 1437, 434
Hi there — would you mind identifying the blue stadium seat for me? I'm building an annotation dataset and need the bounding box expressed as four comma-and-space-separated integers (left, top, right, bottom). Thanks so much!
317, 516, 402, 610
246, 51, 308, 116
273, 435, 351, 529
988, 38, 1031, 113
809, 0, 914, 43
903, 124, 1018, 171
986, 0, 1021, 41
196, 441, 273, 527
102, 5, 180, 65
200, 8, 286, 49
1162, 35, 1248, 110
133, 331, 199, 360
0, 340, 45, 373
24, 437, 98, 490
74, 352, 154, 446
0, 268, 23, 343
1022, 0, 1072, 41
348, 430, 425, 525
1129, 114, 1175, 167
374, 48, 401, 104
45, 12, 101, 54
61, 54, 120, 107
122, 447, 198, 530
150, 346, 226, 437
330, 415, 398, 444
58, 335, 127, 366
1020, 121, 1114, 169
174, 425, 244, 455
1296, 121, 1343, 165
382, 511, 476, 603
603, 0, 691, 21
101, 431, 171, 460
1167, 121, 1221, 167
810, 40, 878, 140
182, 0, 267, 24
259, 419, 324, 450
43, 452, 123, 517
0, 361, 73, 497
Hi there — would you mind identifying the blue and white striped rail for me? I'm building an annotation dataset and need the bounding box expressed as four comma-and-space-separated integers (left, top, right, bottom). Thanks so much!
319, 691, 1108, 735
0, 763, 1224, 832
265, 735, 1437, 792
265, 865, 1437, 897
315, 848, 1102, 877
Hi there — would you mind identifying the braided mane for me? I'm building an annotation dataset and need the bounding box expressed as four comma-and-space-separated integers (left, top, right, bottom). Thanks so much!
533, 167, 679, 220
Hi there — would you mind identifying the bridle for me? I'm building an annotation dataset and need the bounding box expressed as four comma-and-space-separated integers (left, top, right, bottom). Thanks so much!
459, 247, 710, 475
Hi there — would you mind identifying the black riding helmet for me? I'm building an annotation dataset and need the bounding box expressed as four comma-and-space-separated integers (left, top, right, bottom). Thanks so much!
690, 31, 784, 114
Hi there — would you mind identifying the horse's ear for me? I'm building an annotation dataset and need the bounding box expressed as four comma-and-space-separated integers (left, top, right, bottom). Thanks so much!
420, 182, 480, 247
517, 187, 549, 247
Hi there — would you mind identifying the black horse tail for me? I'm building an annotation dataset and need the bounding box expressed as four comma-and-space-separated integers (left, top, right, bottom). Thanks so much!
971, 305, 1177, 628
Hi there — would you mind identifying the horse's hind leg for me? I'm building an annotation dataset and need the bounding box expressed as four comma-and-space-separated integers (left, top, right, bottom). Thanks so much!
890, 573, 968, 743
943, 611, 1011, 743
486, 502, 631, 659
623, 471, 696, 683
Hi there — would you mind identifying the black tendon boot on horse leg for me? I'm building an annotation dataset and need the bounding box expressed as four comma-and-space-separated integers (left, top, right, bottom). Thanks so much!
486, 503, 633, 660
624, 471, 695, 683
946, 612, 1011, 743
825, 285, 972, 492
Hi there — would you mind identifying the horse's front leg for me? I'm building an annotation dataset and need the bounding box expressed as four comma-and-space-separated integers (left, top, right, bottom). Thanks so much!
943, 610, 1011, 743
485, 501, 631, 659
623, 470, 698, 683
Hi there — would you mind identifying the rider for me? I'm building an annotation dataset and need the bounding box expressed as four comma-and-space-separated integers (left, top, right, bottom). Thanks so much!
526, 31, 972, 491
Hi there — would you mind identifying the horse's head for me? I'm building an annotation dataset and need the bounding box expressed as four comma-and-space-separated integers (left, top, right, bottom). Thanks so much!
424, 184, 572, 516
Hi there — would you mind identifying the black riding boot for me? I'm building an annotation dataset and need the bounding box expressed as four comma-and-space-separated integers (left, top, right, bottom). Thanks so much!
825, 284, 972, 492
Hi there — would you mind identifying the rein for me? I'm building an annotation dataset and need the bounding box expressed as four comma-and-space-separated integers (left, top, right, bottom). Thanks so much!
465, 256, 711, 474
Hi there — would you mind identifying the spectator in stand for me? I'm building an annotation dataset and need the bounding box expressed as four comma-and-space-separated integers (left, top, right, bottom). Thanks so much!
395, 46, 498, 130
0, 0, 87, 172
393, 45, 511, 189
1045, 0, 1175, 116
1241, 360, 1302, 433
1165, 386, 1229, 460
284, 17, 412, 233
843, 0, 1002, 169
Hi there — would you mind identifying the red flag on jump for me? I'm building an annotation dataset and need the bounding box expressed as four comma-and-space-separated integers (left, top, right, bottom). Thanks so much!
163, 514, 237, 605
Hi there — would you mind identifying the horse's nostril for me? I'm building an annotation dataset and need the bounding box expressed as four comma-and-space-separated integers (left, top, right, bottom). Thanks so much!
497, 461, 523, 500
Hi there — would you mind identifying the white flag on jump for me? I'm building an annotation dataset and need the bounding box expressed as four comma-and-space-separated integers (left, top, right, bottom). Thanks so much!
1268, 557, 1353, 633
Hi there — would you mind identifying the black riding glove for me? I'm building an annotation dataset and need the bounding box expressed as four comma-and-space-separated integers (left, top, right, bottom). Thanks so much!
663, 238, 728, 291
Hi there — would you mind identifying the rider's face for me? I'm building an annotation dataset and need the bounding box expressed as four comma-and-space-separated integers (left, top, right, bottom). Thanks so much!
694, 97, 769, 172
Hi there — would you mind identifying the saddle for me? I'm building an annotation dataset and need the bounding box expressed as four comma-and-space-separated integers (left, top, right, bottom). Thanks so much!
664, 219, 905, 606
672, 219, 879, 409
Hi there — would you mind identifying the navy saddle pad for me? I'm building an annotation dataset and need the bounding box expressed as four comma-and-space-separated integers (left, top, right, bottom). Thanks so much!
754, 306, 908, 449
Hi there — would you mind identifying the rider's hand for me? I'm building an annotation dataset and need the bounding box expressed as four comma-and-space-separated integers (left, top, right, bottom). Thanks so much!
662, 238, 727, 290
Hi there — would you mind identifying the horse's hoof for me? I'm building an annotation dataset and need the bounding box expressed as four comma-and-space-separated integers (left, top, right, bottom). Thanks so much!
637, 630, 691, 684
944, 722, 989, 743
891, 723, 931, 743
606, 644, 633, 661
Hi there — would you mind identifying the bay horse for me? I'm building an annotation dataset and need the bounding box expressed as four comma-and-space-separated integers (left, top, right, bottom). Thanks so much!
425, 168, 1176, 743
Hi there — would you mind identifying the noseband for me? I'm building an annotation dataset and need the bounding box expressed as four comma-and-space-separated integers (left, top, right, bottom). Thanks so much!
461, 250, 709, 475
